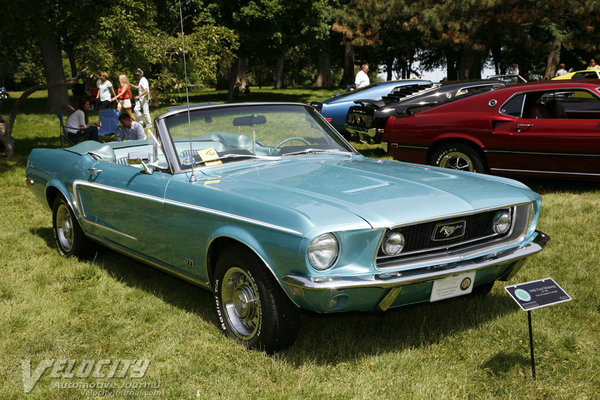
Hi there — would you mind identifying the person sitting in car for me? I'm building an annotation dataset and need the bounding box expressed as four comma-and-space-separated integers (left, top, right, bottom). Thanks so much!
116, 113, 146, 141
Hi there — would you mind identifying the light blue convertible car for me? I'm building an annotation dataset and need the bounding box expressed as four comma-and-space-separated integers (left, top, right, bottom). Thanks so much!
26, 102, 549, 352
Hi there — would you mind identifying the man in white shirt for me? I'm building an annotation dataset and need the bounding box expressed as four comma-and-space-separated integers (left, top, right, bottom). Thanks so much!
355, 64, 370, 89
117, 113, 146, 141
133, 68, 152, 128
555, 63, 568, 77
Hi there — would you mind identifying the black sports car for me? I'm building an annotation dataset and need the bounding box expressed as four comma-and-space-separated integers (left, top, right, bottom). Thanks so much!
344, 80, 506, 143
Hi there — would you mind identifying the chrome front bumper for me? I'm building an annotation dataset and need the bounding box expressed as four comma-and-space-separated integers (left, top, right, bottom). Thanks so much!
283, 231, 549, 293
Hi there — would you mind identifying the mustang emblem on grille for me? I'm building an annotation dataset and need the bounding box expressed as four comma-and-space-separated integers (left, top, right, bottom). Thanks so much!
440, 225, 461, 237
432, 220, 466, 241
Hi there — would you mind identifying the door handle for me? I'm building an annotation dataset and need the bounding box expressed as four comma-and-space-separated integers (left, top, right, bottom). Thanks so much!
516, 123, 532, 133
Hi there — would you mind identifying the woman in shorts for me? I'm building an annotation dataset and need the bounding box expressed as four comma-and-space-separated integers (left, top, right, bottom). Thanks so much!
112, 74, 137, 122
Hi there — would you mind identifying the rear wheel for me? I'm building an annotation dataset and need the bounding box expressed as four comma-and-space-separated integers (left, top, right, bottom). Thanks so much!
430, 143, 486, 173
52, 196, 93, 257
213, 245, 300, 353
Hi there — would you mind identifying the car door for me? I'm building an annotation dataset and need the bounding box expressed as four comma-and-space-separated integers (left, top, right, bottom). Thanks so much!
508, 89, 600, 177
74, 160, 172, 263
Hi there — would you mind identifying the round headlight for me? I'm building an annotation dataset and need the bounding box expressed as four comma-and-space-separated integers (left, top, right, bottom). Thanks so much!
382, 231, 405, 256
308, 233, 339, 270
493, 210, 512, 234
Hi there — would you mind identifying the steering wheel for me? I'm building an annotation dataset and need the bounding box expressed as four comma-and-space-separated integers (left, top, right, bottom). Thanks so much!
274, 137, 310, 149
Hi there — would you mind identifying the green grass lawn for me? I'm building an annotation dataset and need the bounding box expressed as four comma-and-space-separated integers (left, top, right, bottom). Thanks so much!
1, 88, 599, 399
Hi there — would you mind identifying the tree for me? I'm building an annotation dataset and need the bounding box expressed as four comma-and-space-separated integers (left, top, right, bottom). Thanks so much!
0, 0, 237, 159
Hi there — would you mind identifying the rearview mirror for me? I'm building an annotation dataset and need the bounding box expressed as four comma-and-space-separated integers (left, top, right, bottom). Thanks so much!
233, 114, 266, 126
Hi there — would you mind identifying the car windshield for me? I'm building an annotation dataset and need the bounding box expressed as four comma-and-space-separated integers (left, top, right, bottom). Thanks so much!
163, 104, 356, 169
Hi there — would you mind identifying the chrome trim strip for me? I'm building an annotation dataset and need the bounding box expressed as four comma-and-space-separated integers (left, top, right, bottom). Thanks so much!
85, 219, 138, 241
283, 231, 549, 291
72, 179, 303, 236
490, 167, 600, 177
386, 202, 530, 230
389, 144, 428, 150
165, 199, 302, 235
486, 149, 600, 158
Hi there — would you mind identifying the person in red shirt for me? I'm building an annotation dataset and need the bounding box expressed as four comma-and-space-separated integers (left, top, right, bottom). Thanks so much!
112, 74, 137, 122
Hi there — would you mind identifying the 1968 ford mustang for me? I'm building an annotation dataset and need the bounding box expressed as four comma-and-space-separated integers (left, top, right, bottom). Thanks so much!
26, 102, 549, 352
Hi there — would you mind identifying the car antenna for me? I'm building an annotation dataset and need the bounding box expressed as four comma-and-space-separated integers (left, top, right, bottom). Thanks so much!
179, 1, 196, 183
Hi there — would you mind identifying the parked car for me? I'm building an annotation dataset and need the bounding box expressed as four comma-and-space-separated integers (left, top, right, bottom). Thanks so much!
382, 81, 600, 180
26, 102, 549, 352
310, 79, 430, 137
345, 80, 506, 143
487, 74, 527, 84
552, 69, 600, 80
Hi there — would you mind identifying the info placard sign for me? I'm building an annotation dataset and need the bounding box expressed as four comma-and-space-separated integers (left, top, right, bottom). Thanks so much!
505, 278, 571, 311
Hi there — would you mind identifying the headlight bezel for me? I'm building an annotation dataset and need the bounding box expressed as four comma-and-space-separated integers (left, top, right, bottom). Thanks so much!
308, 233, 339, 271
493, 209, 512, 235
382, 231, 405, 256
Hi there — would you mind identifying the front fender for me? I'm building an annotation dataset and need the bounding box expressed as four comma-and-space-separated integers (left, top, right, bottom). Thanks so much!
207, 224, 304, 283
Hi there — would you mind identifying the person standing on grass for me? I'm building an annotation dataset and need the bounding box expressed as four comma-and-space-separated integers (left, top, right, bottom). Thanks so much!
112, 74, 137, 122
355, 64, 370, 89
555, 63, 568, 77
96, 72, 116, 110
132, 68, 152, 128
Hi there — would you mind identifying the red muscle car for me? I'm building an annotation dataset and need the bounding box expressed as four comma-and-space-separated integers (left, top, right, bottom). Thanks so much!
383, 81, 600, 180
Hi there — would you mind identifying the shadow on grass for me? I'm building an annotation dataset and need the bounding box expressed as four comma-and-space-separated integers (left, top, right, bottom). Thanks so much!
91, 248, 216, 323
517, 177, 600, 195
481, 351, 531, 376
31, 225, 522, 363
283, 291, 519, 364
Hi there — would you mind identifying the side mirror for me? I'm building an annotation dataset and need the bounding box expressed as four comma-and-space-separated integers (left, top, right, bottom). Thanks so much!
128, 152, 153, 175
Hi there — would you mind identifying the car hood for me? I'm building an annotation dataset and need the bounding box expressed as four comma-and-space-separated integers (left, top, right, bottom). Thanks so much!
201, 155, 538, 233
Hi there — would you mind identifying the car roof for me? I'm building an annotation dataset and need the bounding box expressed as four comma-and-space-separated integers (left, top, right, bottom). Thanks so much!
490, 80, 600, 93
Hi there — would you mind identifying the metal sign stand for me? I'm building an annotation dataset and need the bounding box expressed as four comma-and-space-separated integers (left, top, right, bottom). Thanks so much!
527, 311, 536, 379
505, 278, 572, 380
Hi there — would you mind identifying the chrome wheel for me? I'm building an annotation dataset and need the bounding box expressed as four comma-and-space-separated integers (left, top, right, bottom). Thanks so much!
438, 150, 475, 171
221, 267, 260, 340
430, 144, 486, 173
52, 196, 93, 257
213, 245, 300, 352
56, 203, 74, 252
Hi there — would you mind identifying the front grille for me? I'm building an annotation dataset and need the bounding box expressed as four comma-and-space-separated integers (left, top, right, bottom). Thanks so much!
376, 206, 527, 269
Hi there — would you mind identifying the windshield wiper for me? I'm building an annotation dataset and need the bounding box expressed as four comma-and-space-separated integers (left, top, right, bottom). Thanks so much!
193, 153, 280, 166
282, 148, 351, 156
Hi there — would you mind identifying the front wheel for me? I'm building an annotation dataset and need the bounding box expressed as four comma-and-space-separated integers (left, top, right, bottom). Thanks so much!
213, 246, 300, 353
430, 144, 486, 173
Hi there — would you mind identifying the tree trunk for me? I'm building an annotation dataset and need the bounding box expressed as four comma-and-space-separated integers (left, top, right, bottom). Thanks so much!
384, 59, 393, 81
313, 50, 333, 87
446, 50, 458, 81
234, 57, 247, 88
0, 115, 13, 160
544, 39, 561, 80
216, 58, 232, 90
274, 56, 284, 89
457, 47, 482, 80
341, 41, 355, 87
30, 0, 70, 114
